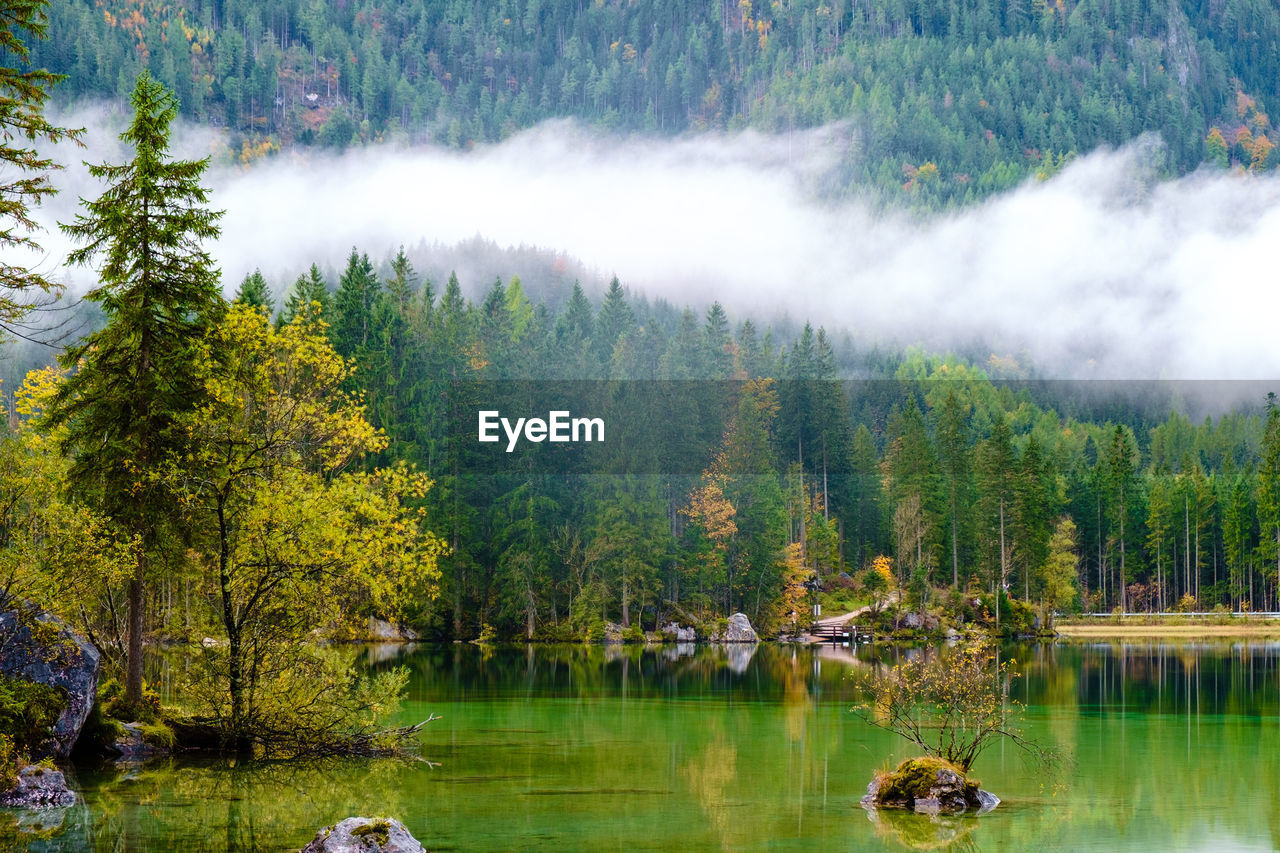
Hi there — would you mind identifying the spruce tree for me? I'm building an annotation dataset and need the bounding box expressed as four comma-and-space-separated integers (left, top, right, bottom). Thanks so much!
332, 248, 380, 357
1, 0, 81, 332
233, 268, 273, 315
47, 71, 225, 707
281, 263, 332, 326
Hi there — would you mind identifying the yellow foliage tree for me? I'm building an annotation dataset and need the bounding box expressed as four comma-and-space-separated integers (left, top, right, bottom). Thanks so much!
176, 304, 445, 753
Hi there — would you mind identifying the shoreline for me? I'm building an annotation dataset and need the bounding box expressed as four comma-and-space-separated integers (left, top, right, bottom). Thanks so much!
1055, 620, 1280, 638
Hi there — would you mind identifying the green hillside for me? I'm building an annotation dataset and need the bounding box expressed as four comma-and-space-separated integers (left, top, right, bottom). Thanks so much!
27, 0, 1280, 206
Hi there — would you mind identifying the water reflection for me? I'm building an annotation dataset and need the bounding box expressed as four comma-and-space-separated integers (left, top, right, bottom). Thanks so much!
9, 641, 1280, 852
863, 807, 980, 851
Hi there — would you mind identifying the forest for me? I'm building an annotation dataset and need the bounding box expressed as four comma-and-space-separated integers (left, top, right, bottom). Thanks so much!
221, 254, 1280, 641
13, 230, 1280, 652
22, 0, 1280, 206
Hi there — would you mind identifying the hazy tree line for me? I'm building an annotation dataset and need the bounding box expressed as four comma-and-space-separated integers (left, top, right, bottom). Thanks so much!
204, 251, 1280, 641
24, 0, 1280, 206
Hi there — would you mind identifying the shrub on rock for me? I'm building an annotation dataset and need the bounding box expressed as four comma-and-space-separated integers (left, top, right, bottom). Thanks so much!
861, 756, 999, 815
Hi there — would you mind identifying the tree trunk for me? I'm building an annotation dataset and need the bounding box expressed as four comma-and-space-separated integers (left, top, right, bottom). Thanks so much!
125, 545, 146, 707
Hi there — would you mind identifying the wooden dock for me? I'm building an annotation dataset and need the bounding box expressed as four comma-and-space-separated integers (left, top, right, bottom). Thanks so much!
810, 623, 873, 644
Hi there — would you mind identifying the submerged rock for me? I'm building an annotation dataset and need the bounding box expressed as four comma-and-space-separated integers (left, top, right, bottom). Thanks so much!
299, 816, 426, 852
0, 799, 92, 853
0, 609, 100, 759
0, 765, 77, 808
861, 757, 999, 815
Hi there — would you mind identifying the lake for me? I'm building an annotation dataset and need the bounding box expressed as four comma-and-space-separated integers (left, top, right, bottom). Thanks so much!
8, 640, 1280, 851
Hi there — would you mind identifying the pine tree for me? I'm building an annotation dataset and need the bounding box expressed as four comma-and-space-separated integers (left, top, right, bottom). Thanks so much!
935, 389, 972, 588
976, 418, 1017, 613
281, 264, 332, 326
1104, 425, 1137, 610
1, 0, 82, 332
46, 71, 225, 707
233, 268, 273, 316
1257, 400, 1280, 610
592, 277, 634, 373
332, 248, 380, 357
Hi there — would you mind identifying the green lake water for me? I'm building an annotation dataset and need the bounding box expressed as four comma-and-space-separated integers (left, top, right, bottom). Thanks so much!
9, 640, 1280, 852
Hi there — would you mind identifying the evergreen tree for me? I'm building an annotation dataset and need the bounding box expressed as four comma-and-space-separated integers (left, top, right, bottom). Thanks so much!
592, 277, 634, 374
976, 417, 1017, 606
281, 264, 332, 326
233, 268, 273, 315
935, 389, 973, 588
1257, 399, 1280, 609
332, 248, 380, 357
46, 71, 225, 707
0, 0, 81, 332
1104, 425, 1138, 610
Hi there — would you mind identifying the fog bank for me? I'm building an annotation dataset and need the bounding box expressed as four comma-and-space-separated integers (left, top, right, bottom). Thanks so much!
22, 109, 1280, 379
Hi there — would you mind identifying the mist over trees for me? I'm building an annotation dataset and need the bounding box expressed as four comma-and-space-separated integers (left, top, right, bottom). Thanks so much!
27, 0, 1280, 206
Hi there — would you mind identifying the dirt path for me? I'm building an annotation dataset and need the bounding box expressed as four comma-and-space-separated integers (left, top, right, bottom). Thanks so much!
812, 598, 889, 630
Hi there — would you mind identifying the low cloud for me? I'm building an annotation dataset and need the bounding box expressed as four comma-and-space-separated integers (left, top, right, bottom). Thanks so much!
22, 110, 1280, 379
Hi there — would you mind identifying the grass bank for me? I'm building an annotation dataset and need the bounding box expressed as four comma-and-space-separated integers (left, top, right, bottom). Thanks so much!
1056, 615, 1280, 638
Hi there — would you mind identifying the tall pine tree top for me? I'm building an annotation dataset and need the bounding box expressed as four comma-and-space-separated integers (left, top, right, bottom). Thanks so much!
49, 70, 225, 521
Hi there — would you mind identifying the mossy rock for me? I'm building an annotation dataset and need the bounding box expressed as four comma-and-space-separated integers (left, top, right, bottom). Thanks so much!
351, 818, 391, 846
135, 721, 176, 750
862, 757, 999, 815
298, 815, 426, 852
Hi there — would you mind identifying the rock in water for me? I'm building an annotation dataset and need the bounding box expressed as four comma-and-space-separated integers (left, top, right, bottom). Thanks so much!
0, 610, 100, 759
723, 613, 758, 643
299, 817, 426, 852
0, 765, 77, 808
861, 757, 999, 815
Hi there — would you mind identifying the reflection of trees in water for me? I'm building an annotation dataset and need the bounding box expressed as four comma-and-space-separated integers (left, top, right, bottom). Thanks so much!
68, 642, 1280, 853
863, 807, 980, 852
683, 730, 738, 851
78, 756, 425, 853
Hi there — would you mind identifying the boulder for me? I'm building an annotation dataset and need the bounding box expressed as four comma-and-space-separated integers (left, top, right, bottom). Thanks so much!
366, 617, 420, 643
299, 816, 426, 853
661, 622, 697, 642
0, 610, 100, 759
109, 722, 173, 762
602, 622, 625, 644
899, 612, 941, 632
0, 765, 77, 808
722, 613, 758, 643
861, 757, 999, 815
